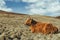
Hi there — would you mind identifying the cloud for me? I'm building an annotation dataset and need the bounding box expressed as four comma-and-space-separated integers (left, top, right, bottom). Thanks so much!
22, 0, 38, 3
5, 0, 21, 2
0, 0, 13, 12
22, 0, 60, 16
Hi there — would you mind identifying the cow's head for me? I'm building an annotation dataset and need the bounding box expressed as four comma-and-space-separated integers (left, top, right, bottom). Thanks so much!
25, 18, 37, 26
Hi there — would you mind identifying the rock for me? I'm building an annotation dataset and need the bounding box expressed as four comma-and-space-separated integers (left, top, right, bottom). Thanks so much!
10, 34, 16, 38
0, 33, 5, 40
13, 38, 18, 40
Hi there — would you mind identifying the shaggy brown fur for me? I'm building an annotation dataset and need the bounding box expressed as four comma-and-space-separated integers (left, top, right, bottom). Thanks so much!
42, 23, 58, 34
25, 18, 58, 34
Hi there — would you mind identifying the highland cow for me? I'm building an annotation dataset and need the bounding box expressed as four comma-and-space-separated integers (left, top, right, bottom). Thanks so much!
25, 18, 58, 34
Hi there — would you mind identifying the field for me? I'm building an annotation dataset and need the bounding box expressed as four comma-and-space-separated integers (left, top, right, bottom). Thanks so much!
0, 12, 60, 40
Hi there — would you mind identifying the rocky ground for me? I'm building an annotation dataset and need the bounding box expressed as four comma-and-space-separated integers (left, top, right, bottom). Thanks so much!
0, 14, 60, 40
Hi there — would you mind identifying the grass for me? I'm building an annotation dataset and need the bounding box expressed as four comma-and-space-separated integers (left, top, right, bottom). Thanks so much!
0, 14, 60, 40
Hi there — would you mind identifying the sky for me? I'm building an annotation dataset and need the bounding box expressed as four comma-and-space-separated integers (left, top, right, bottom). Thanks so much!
0, 0, 60, 16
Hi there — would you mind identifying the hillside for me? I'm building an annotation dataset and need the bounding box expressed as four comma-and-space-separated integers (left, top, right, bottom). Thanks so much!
0, 10, 27, 17
0, 11, 60, 40
55, 16, 60, 19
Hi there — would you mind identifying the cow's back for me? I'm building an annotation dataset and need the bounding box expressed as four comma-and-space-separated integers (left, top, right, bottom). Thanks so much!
34, 22, 45, 33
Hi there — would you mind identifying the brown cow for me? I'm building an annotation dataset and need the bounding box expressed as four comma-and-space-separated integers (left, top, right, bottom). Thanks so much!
25, 18, 58, 34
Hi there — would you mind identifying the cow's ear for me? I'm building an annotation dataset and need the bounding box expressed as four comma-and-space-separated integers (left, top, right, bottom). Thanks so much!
27, 17, 32, 20
28, 16, 31, 19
